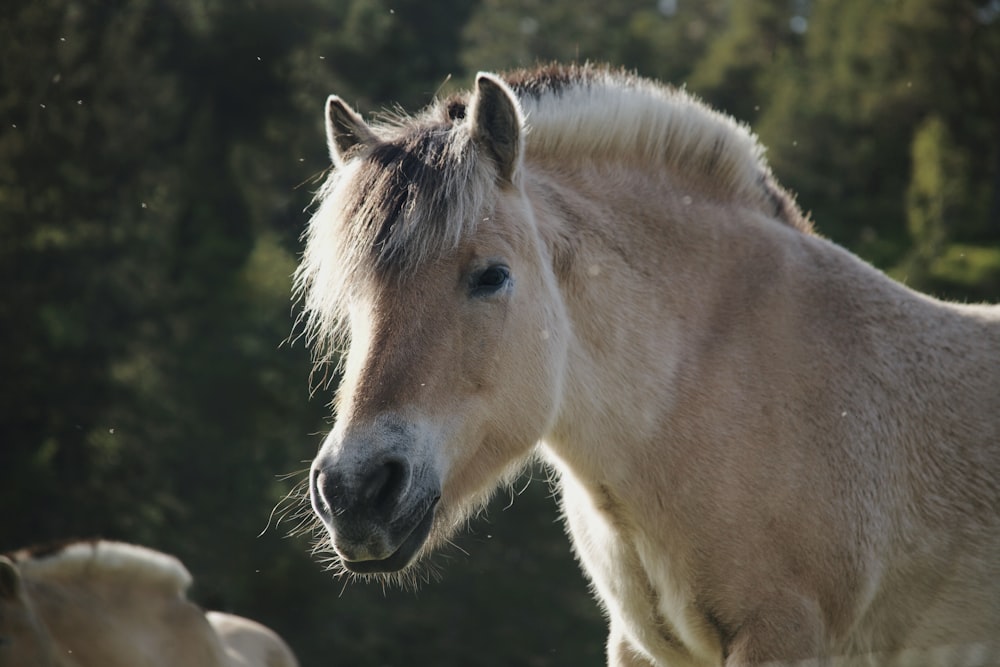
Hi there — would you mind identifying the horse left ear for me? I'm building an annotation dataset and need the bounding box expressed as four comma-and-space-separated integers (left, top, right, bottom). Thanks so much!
469, 73, 524, 183
0, 556, 22, 600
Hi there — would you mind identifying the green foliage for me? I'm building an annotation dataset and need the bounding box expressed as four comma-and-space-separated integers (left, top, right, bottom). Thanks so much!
905, 116, 969, 270
688, 0, 806, 122
746, 0, 1000, 269
2, 1, 998, 665
929, 244, 1000, 298
461, 0, 728, 84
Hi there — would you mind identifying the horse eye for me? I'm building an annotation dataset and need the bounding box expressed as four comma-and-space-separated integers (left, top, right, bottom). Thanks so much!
470, 265, 511, 296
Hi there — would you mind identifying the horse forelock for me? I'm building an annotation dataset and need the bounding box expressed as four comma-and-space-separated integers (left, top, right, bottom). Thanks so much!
347, 124, 492, 267
294, 114, 496, 376
11, 540, 192, 594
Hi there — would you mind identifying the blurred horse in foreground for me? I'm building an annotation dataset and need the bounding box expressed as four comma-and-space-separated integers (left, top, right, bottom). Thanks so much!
296, 63, 1000, 666
0, 540, 298, 667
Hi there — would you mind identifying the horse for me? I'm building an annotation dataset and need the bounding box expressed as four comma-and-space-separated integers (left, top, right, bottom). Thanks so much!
205, 611, 300, 667
0, 540, 298, 667
295, 63, 1000, 666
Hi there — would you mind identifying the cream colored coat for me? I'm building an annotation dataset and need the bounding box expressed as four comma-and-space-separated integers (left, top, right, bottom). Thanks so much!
0, 541, 298, 667
298, 64, 1000, 666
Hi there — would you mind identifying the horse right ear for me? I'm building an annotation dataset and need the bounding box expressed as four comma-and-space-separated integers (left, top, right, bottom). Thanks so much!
326, 95, 378, 167
0, 556, 22, 600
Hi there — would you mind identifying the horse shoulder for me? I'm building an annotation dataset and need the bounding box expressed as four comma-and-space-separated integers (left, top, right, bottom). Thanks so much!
206, 611, 299, 667
139, 593, 230, 667
556, 472, 722, 667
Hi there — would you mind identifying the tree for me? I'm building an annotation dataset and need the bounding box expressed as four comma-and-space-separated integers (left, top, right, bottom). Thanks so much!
741, 0, 1000, 278
687, 0, 807, 122
461, 0, 729, 85
0, 0, 324, 612
305, 0, 479, 110
906, 116, 967, 268
3, 2, 997, 666
0, 0, 196, 540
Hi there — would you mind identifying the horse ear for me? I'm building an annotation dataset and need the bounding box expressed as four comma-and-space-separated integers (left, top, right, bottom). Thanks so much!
326, 95, 378, 167
0, 556, 22, 600
468, 73, 524, 183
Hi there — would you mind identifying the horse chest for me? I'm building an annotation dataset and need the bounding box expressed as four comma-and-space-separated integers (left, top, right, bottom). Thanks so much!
559, 476, 723, 666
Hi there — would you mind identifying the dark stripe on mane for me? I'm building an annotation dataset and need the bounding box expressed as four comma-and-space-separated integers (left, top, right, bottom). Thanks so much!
440, 63, 597, 122
352, 64, 811, 271
503, 62, 607, 99
295, 63, 812, 374
7, 539, 193, 591
359, 143, 423, 255
505, 63, 809, 232
4, 537, 99, 562
763, 173, 809, 229
347, 125, 461, 270
336, 111, 498, 275
309, 62, 810, 299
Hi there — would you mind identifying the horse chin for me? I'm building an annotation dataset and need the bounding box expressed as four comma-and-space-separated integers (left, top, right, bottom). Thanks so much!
339, 499, 439, 575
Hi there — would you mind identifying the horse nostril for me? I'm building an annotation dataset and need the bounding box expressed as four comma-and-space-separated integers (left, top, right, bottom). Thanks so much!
363, 458, 408, 514
311, 468, 340, 520
312, 457, 410, 523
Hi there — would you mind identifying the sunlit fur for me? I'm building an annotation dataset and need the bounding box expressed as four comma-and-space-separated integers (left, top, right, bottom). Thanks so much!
273, 469, 449, 588
0, 540, 298, 667
293, 64, 806, 374
278, 467, 530, 589
291, 63, 807, 588
11, 540, 192, 593
293, 113, 495, 377
295, 64, 1000, 666
206, 611, 301, 667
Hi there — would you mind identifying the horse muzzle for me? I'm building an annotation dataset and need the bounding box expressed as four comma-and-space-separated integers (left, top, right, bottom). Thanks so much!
309, 425, 441, 573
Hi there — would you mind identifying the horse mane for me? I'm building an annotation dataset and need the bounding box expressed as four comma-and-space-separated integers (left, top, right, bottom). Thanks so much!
8, 539, 193, 594
294, 63, 809, 375
501, 63, 809, 232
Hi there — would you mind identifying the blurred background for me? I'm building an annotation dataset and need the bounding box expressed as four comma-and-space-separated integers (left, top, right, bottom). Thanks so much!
2, 1, 998, 665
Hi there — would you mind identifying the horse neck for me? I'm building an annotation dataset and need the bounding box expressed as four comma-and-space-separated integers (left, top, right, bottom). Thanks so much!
528, 159, 820, 480
530, 158, 1000, 496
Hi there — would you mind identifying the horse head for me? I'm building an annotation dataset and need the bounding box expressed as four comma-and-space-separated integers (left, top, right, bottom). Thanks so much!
302, 75, 569, 576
